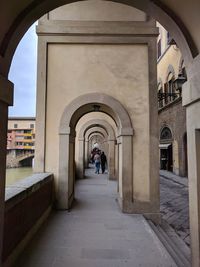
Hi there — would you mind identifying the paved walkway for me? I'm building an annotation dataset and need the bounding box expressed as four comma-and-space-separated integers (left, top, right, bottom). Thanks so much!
160, 170, 190, 246
16, 167, 176, 267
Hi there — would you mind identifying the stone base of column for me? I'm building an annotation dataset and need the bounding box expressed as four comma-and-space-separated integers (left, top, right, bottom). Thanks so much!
56, 192, 74, 210
108, 175, 116, 181
117, 196, 160, 224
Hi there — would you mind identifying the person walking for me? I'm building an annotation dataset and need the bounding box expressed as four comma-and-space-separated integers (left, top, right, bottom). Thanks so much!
94, 152, 101, 174
100, 151, 107, 174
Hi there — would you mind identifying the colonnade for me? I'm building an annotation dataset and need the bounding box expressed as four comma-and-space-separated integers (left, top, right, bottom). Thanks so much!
76, 119, 116, 180
1, 1, 200, 266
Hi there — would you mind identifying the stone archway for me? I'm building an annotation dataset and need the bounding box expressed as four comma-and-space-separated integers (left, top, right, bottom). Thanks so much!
77, 125, 109, 179
0, 0, 196, 80
88, 133, 108, 164
58, 92, 133, 212
83, 127, 108, 170
77, 119, 116, 180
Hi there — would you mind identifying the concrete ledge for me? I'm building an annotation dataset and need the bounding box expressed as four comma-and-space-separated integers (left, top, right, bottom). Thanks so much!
3, 173, 54, 264
5, 173, 53, 210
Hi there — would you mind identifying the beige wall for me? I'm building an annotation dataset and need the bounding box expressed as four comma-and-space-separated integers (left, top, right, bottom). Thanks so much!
45, 43, 150, 201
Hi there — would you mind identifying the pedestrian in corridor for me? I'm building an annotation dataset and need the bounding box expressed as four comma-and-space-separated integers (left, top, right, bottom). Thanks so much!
94, 152, 101, 174
100, 151, 107, 174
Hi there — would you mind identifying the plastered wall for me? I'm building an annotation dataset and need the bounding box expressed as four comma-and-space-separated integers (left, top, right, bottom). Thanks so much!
45, 43, 150, 201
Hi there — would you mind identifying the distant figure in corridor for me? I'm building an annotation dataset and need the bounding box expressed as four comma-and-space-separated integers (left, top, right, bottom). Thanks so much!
100, 151, 107, 174
90, 147, 99, 163
94, 152, 101, 174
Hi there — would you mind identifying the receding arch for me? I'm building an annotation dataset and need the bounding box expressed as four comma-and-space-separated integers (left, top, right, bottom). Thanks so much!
77, 119, 116, 179
58, 93, 133, 211
87, 131, 106, 141
59, 93, 133, 136
85, 129, 108, 170
79, 119, 115, 141
85, 127, 108, 142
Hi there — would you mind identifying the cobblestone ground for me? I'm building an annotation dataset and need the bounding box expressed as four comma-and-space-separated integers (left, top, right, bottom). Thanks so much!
160, 176, 190, 246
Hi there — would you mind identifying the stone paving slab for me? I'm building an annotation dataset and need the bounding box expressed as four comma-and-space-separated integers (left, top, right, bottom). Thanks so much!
160, 174, 190, 247
15, 168, 177, 267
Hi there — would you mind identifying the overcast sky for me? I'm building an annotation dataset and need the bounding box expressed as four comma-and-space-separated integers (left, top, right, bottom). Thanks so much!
8, 23, 37, 117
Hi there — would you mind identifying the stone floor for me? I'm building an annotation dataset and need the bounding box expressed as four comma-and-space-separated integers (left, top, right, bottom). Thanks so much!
15, 167, 177, 267
160, 171, 190, 246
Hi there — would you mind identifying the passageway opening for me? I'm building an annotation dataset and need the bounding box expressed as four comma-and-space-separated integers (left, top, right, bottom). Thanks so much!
58, 93, 133, 212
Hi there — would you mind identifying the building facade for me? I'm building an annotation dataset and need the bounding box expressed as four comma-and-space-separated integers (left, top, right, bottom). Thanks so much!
157, 23, 187, 177
7, 117, 35, 168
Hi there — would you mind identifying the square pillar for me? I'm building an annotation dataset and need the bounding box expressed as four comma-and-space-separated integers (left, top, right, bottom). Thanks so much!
84, 140, 89, 168
77, 138, 85, 179
108, 139, 115, 180
187, 110, 200, 267
117, 135, 133, 213
183, 61, 200, 267
58, 133, 75, 209
0, 75, 13, 267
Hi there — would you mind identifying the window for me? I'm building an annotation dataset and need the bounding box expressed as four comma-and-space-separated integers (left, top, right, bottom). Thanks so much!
163, 83, 168, 105
160, 127, 172, 141
167, 31, 176, 45
30, 124, 34, 129
15, 136, 23, 140
164, 72, 176, 104
16, 142, 23, 146
14, 124, 18, 129
24, 130, 31, 134
24, 136, 32, 139
157, 39, 161, 59
157, 83, 163, 109
167, 31, 171, 45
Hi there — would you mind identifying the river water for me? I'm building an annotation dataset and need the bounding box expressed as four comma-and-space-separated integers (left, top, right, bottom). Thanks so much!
6, 167, 33, 186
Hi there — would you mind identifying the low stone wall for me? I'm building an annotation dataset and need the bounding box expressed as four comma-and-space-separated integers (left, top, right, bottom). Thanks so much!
3, 173, 54, 266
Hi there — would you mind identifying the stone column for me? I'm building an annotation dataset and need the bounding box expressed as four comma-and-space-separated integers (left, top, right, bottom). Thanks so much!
187, 113, 200, 267
84, 140, 89, 168
58, 133, 75, 209
183, 57, 200, 267
115, 143, 119, 185
183, 56, 200, 267
108, 139, 115, 180
117, 134, 133, 213
34, 37, 47, 172
77, 138, 85, 179
0, 75, 13, 267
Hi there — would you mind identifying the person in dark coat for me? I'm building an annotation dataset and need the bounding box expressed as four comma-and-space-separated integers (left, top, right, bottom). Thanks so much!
100, 151, 107, 174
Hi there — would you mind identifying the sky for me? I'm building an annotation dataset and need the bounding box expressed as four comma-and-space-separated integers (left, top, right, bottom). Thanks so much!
8, 23, 38, 117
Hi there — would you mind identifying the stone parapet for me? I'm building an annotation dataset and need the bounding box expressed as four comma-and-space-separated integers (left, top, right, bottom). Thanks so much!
3, 173, 54, 266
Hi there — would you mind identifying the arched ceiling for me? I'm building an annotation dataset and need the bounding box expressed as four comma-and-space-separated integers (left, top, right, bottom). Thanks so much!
0, 0, 200, 76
